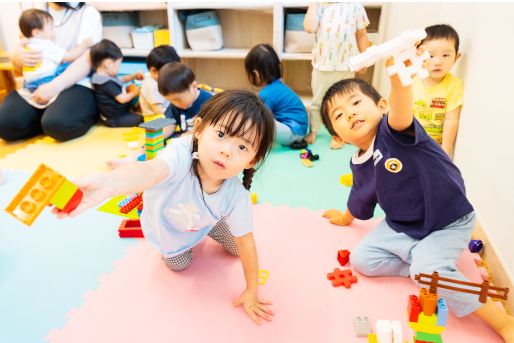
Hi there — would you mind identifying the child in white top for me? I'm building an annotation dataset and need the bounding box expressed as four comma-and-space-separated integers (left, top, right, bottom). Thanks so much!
140, 45, 181, 117
54, 90, 276, 325
18, 8, 92, 92
304, 2, 370, 149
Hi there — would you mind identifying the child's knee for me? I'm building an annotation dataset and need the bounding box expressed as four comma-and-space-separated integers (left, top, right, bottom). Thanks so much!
350, 249, 377, 276
163, 251, 193, 271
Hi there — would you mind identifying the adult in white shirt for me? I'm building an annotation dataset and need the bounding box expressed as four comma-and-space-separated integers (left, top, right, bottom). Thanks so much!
0, 2, 102, 142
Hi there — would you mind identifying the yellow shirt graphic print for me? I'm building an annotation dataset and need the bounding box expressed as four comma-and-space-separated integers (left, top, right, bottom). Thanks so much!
412, 73, 464, 144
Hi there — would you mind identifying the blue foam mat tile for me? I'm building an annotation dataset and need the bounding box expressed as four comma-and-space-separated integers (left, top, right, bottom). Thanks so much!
0, 169, 137, 343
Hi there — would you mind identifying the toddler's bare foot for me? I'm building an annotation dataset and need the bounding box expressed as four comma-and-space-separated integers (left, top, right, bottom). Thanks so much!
304, 131, 317, 144
330, 138, 345, 150
499, 316, 514, 343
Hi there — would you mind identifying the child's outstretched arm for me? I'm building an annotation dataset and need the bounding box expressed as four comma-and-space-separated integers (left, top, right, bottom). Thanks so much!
120, 71, 144, 83
303, 3, 319, 33
232, 232, 274, 325
115, 86, 141, 104
54, 158, 168, 218
387, 45, 426, 131
441, 106, 462, 158
323, 208, 355, 226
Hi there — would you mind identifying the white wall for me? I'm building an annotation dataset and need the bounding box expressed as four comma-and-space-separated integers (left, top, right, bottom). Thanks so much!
0, 3, 22, 51
376, 3, 514, 281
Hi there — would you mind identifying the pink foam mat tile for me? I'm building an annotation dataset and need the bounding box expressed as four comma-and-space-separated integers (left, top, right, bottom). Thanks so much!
45, 204, 502, 343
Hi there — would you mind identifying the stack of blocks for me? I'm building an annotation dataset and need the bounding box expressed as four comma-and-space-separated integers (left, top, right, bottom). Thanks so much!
139, 117, 175, 160
407, 289, 448, 343
5, 164, 83, 226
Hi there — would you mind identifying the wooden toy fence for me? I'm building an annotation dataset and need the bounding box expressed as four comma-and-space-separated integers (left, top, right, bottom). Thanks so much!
415, 271, 509, 303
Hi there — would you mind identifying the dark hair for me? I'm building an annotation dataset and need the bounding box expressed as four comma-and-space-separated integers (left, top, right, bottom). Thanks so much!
58, 2, 85, 10
244, 44, 282, 87
19, 9, 53, 38
321, 78, 383, 137
191, 89, 275, 190
422, 24, 460, 53
158, 62, 195, 95
146, 45, 181, 71
90, 39, 123, 68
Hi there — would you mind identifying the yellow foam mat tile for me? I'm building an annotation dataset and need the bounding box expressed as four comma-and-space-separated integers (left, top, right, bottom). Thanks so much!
0, 126, 145, 178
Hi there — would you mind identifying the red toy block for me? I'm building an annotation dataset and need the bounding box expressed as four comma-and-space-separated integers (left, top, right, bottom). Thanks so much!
120, 194, 143, 214
118, 219, 144, 238
327, 268, 358, 288
61, 188, 83, 214
337, 249, 350, 266
408, 294, 421, 322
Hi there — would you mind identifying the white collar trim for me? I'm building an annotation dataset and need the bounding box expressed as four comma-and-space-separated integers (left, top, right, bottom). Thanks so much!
352, 136, 376, 165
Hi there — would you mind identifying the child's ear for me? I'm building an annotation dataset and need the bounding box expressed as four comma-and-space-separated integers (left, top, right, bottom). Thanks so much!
244, 159, 257, 170
332, 135, 344, 145
378, 98, 389, 115
193, 117, 203, 138
192, 80, 198, 88
455, 51, 462, 62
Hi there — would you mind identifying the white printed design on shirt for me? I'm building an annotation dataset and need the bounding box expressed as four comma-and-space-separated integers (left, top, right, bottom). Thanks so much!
166, 203, 201, 232
373, 149, 383, 166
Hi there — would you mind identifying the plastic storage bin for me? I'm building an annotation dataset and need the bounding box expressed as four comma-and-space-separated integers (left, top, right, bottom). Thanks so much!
185, 11, 223, 51
131, 26, 157, 50
102, 12, 138, 48
284, 13, 314, 53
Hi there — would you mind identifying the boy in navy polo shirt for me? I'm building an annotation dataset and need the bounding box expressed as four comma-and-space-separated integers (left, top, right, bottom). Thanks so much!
320, 51, 514, 340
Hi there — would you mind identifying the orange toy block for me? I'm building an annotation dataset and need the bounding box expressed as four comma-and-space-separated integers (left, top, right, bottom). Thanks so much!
419, 288, 437, 316
5, 164, 70, 226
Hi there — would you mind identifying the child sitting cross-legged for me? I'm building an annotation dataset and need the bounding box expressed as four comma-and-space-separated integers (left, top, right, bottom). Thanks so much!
320, 46, 514, 342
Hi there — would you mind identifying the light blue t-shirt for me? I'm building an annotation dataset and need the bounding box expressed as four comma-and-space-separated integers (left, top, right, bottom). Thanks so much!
141, 135, 253, 258
259, 79, 309, 136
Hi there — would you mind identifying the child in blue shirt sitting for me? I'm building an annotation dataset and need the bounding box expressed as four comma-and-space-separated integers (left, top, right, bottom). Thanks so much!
320, 48, 514, 341
158, 62, 212, 138
245, 44, 308, 147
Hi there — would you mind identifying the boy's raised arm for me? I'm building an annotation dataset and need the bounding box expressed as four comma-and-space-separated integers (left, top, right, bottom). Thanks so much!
387, 71, 413, 132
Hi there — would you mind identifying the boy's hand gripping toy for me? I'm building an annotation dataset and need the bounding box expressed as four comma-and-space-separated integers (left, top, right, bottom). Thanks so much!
349, 29, 430, 86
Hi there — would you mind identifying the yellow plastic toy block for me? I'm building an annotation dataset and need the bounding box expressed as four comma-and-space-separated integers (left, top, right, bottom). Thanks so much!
50, 179, 78, 210
5, 164, 65, 226
144, 114, 165, 123
301, 159, 314, 168
409, 320, 445, 334
368, 333, 378, 343
258, 269, 269, 285
340, 173, 353, 187
250, 192, 258, 204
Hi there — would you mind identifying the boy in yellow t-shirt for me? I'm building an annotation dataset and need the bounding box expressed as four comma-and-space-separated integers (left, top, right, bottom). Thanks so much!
413, 24, 463, 158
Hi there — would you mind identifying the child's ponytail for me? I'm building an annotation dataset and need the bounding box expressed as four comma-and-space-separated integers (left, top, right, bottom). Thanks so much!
242, 167, 255, 190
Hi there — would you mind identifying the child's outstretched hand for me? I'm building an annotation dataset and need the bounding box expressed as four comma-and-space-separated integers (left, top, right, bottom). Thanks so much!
135, 71, 145, 80
233, 289, 274, 325
52, 174, 113, 218
323, 209, 353, 226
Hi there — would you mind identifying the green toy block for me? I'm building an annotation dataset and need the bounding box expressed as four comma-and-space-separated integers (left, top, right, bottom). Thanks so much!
415, 331, 442, 343
49, 179, 78, 209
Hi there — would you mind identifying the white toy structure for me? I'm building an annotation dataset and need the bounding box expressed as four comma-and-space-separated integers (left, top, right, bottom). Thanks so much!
349, 29, 430, 86
375, 319, 403, 343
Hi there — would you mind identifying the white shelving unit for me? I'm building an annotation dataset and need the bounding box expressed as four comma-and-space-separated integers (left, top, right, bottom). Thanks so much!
93, 2, 382, 104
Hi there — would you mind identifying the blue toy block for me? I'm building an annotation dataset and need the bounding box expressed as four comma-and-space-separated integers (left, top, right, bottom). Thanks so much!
436, 298, 448, 327
468, 239, 483, 253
